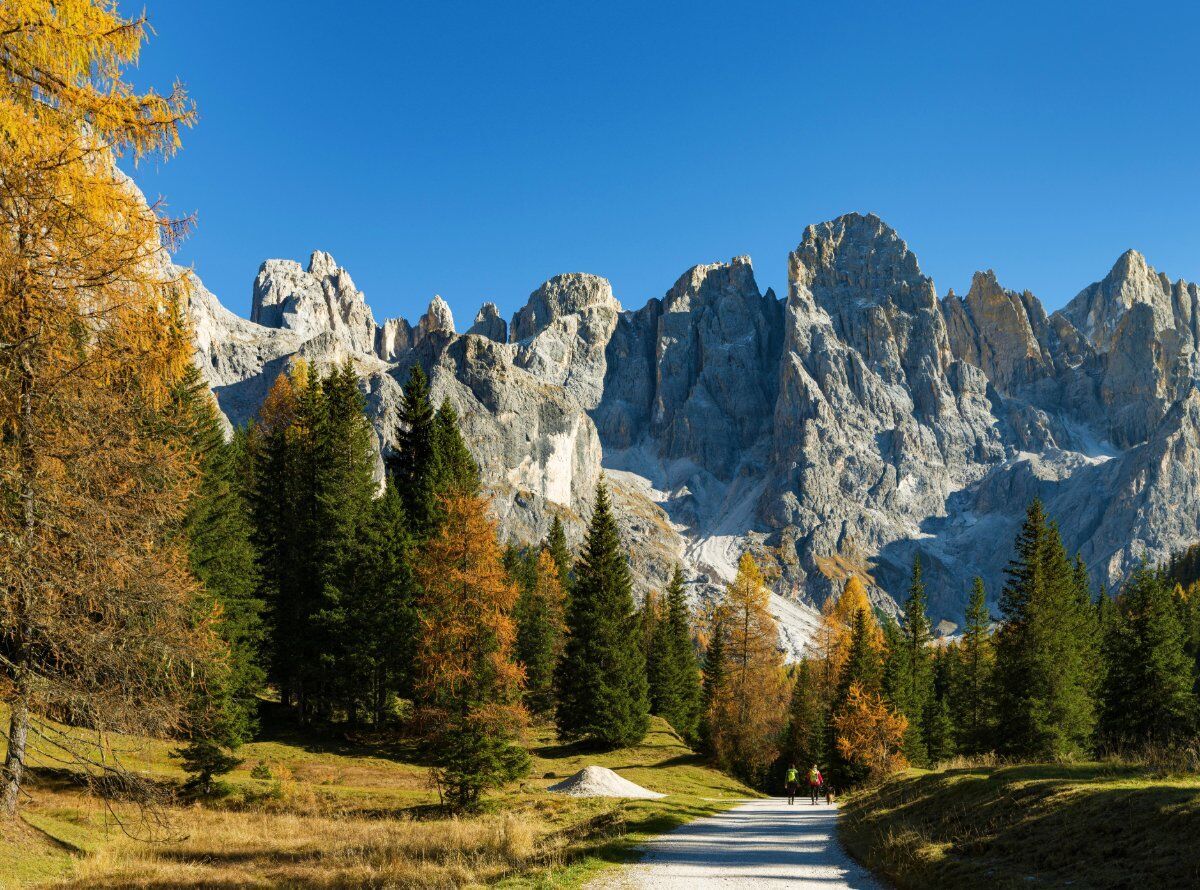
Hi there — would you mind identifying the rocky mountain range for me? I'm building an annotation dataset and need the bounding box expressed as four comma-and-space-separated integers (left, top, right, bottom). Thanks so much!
188, 212, 1200, 654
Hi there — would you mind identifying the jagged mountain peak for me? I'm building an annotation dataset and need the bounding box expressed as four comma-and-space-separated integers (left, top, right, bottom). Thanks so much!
186, 206, 1200, 651
307, 249, 339, 278
510, 273, 618, 342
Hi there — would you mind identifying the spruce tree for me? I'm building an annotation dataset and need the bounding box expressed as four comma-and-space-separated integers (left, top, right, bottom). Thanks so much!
175, 366, 265, 790
341, 481, 417, 724
514, 549, 567, 716
248, 365, 317, 716
883, 555, 934, 766
554, 481, 650, 747
309, 365, 379, 719
783, 659, 827, 772
994, 501, 1098, 759
388, 364, 439, 538
700, 616, 726, 754
544, 516, 573, 590
432, 401, 480, 496
648, 566, 703, 744
1099, 564, 1198, 747
924, 647, 956, 763
953, 578, 995, 755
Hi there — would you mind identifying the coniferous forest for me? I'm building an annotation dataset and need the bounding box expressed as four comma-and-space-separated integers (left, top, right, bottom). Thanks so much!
164, 358, 1200, 805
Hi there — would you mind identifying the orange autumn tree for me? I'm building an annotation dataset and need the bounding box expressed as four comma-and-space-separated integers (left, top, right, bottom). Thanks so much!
0, 1, 218, 817
708, 553, 789, 783
814, 575, 884, 702
414, 492, 529, 809
833, 683, 909, 782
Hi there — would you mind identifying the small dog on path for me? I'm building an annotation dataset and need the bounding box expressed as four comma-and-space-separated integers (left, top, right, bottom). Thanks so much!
824, 787, 836, 805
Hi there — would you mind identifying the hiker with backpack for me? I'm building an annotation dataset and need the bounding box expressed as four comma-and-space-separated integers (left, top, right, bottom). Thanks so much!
785, 764, 799, 804
808, 764, 824, 805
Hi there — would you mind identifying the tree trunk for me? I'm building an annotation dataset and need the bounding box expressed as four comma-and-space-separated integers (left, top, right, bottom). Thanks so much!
1, 692, 30, 817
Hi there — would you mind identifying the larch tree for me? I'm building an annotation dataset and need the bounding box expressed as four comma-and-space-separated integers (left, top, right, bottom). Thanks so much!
0, 0, 221, 816
832, 683, 908, 783
555, 480, 649, 748
414, 492, 529, 809
707, 554, 789, 784
831, 607, 886, 786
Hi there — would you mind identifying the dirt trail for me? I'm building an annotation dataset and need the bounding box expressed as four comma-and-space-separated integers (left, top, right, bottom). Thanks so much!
594, 798, 881, 888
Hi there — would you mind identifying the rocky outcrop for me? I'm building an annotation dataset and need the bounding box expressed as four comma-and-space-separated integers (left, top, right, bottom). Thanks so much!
187, 212, 1200, 652
468, 302, 507, 342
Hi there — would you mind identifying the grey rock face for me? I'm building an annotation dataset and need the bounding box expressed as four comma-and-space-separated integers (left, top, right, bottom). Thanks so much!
188, 213, 1200, 654
468, 302, 508, 342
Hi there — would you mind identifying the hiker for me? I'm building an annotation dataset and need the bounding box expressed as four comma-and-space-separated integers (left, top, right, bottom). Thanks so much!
808, 764, 824, 805
785, 764, 799, 805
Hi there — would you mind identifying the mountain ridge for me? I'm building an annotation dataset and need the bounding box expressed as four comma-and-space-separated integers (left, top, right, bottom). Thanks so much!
188, 212, 1200, 654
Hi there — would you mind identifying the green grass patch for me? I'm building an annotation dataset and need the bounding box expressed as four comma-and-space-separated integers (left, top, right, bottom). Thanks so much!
840, 762, 1200, 889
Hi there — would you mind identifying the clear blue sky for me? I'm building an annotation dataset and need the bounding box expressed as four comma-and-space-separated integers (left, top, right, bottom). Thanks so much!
127, 1, 1200, 327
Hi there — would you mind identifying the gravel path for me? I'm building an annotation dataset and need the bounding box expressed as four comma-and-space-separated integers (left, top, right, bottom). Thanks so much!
594, 798, 882, 888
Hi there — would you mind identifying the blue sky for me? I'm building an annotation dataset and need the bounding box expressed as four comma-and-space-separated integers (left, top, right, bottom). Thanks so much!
127, 1, 1200, 327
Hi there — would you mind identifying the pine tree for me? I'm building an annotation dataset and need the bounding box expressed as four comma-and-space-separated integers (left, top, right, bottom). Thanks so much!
514, 550, 568, 716
952, 578, 995, 755
414, 492, 529, 809
994, 501, 1099, 759
555, 481, 650, 747
1099, 564, 1198, 748
648, 566, 703, 744
175, 366, 265, 791
883, 555, 934, 766
707, 554, 789, 783
544, 516, 573, 590
388, 365, 439, 538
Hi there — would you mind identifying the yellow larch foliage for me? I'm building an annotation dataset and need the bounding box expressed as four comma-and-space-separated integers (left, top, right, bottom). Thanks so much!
414, 492, 527, 723
814, 574, 885, 699
833, 682, 909, 781
708, 553, 789, 783
0, 1, 213, 817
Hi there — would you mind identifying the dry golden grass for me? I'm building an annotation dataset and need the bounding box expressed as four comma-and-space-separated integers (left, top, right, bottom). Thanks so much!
1, 716, 752, 888
61, 802, 539, 889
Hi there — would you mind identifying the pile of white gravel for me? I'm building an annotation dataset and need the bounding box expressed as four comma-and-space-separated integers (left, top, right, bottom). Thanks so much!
547, 766, 666, 799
